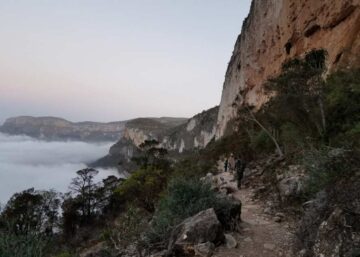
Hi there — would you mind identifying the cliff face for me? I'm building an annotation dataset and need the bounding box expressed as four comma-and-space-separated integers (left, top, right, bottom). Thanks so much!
123, 117, 187, 147
216, 0, 360, 138
93, 107, 219, 171
0, 116, 126, 142
162, 106, 219, 153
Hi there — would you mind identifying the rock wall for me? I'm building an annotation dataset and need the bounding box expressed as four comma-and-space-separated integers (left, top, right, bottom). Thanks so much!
216, 0, 360, 138
162, 106, 219, 153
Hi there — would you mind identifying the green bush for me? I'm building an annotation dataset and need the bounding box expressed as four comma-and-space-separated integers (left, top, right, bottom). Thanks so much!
54, 251, 76, 257
0, 229, 47, 257
146, 178, 235, 247
102, 206, 148, 256
325, 69, 360, 148
279, 122, 306, 153
115, 167, 171, 212
250, 130, 274, 153
303, 147, 358, 197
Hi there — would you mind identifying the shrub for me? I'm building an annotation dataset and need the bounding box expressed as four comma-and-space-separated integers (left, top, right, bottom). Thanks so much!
250, 129, 274, 153
145, 178, 236, 248
0, 225, 47, 257
302, 147, 358, 197
54, 251, 76, 257
102, 206, 148, 256
324, 69, 360, 148
115, 167, 171, 212
279, 122, 306, 153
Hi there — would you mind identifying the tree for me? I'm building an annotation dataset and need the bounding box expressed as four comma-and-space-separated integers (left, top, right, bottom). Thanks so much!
68, 168, 100, 220
61, 194, 82, 237
263, 50, 327, 141
1, 188, 61, 235
239, 105, 284, 157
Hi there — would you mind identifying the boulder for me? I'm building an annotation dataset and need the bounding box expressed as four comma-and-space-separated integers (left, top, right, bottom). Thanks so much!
313, 207, 360, 257
194, 242, 215, 257
277, 165, 308, 201
278, 176, 304, 199
224, 233, 237, 249
274, 212, 285, 222
167, 208, 224, 256
274, 216, 282, 223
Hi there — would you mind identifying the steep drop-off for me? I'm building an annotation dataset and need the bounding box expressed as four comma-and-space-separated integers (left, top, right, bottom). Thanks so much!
216, 0, 360, 138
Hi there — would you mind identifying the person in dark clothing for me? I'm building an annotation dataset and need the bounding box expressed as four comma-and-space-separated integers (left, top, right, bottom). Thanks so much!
224, 158, 229, 172
235, 157, 246, 189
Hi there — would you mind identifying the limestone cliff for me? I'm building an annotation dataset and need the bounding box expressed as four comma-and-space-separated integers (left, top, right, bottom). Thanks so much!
162, 106, 219, 153
216, 0, 360, 138
93, 107, 219, 171
0, 116, 126, 142
124, 117, 187, 147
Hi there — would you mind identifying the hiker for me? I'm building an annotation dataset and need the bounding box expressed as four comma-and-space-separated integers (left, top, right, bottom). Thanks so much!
235, 157, 246, 189
228, 154, 235, 173
224, 158, 229, 172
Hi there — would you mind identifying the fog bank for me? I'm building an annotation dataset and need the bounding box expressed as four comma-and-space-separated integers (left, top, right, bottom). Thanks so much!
0, 133, 117, 204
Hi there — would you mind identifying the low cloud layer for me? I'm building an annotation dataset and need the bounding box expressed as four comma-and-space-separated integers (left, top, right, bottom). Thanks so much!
0, 133, 117, 204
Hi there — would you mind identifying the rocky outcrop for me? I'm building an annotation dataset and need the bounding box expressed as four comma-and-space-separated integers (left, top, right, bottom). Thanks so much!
297, 174, 360, 257
92, 137, 140, 174
124, 117, 188, 147
94, 107, 219, 171
0, 116, 126, 142
276, 165, 308, 202
91, 117, 188, 172
162, 106, 219, 153
216, 0, 360, 138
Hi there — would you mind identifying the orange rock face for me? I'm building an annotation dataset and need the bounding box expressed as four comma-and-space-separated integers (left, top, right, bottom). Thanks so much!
216, 0, 360, 138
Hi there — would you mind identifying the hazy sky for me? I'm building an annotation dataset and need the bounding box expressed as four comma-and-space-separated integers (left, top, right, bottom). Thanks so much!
0, 0, 251, 123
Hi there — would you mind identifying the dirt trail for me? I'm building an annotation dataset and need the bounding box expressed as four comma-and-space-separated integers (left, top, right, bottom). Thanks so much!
213, 171, 295, 257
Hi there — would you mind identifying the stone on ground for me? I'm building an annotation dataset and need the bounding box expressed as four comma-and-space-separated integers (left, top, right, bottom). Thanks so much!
167, 208, 224, 256
225, 233, 237, 249
194, 242, 215, 257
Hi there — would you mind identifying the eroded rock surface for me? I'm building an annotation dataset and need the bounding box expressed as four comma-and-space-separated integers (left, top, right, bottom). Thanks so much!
216, 0, 360, 138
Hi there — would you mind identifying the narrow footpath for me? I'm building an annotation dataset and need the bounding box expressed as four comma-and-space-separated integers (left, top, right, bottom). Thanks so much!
213, 171, 295, 257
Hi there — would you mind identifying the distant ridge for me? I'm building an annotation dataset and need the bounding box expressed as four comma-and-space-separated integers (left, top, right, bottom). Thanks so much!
0, 116, 188, 142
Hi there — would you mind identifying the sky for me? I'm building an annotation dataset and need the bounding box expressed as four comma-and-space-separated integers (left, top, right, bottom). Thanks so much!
0, 0, 252, 123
